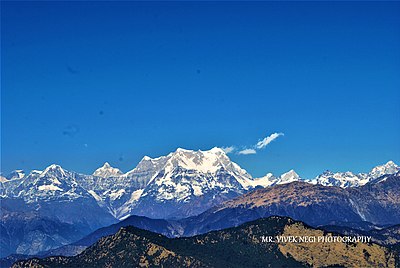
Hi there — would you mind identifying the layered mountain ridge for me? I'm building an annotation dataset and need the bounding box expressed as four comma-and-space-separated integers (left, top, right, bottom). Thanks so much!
12, 216, 398, 268
9, 171, 398, 266
1, 148, 399, 258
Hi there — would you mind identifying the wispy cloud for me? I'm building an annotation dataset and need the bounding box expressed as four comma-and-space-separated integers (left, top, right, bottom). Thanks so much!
256, 133, 284, 150
238, 148, 257, 155
221, 146, 235, 154
221, 132, 284, 155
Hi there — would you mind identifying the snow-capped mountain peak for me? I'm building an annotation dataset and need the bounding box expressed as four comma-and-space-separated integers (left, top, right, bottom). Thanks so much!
2, 152, 398, 221
321, 170, 334, 176
175, 147, 192, 153
258, 172, 275, 179
312, 161, 399, 188
209, 147, 226, 154
279, 169, 301, 184
46, 164, 61, 169
124, 154, 170, 188
93, 162, 123, 178
314, 170, 369, 188
40, 164, 67, 177
164, 147, 235, 174
128, 148, 254, 217
252, 169, 302, 187
369, 160, 399, 179
37, 165, 73, 186
2, 164, 95, 204
250, 173, 277, 187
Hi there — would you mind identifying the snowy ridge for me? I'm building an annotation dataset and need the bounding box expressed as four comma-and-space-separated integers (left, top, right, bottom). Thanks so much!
253, 161, 399, 188
369, 160, 399, 179
1, 148, 259, 219
1, 164, 91, 202
312, 161, 399, 188
1, 148, 398, 219
313, 171, 369, 188
250, 170, 303, 187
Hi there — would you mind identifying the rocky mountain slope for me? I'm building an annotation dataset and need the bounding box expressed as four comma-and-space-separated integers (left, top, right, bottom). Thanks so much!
178, 172, 400, 236
12, 216, 397, 268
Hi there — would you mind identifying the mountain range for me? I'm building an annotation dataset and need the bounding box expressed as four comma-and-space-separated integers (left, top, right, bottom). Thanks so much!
32, 171, 398, 259
2, 149, 398, 221
11, 216, 398, 268
1, 147, 399, 260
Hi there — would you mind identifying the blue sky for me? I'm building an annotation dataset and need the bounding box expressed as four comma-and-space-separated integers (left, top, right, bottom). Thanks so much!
2, 1, 400, 178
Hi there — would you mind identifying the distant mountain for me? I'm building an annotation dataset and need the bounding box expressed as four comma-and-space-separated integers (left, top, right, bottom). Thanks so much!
92, 162, 123, 178
0, 148, 263, 257
2, 154, 398, 222
75, 215, 181, 247
16, 172, 398, 260
0, 165, 117, 257
0, 164, 116, 230
311, 161, 399, 188
0, 210, 86, 258
1, 148, 271, 221
313, 170, 369, 188
177, 172, 400, 236
78, 147, 265, 220
131, 147, 257, 219
11, 216, 397, 268
252, 170, 303, 187
1, 151, 398, 258
253, 161, 400, 188
369, 160, 400, 179
0, 215, 182, 267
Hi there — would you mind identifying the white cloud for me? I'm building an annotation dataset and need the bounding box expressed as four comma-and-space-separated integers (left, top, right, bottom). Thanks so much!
220, 132, 284, 156
255, 132, 284, 150
238, 148, 257, 155
221, 146, 235, 154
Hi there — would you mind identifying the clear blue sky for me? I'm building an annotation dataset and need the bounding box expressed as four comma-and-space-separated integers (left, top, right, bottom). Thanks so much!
2, 1, 400, 178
